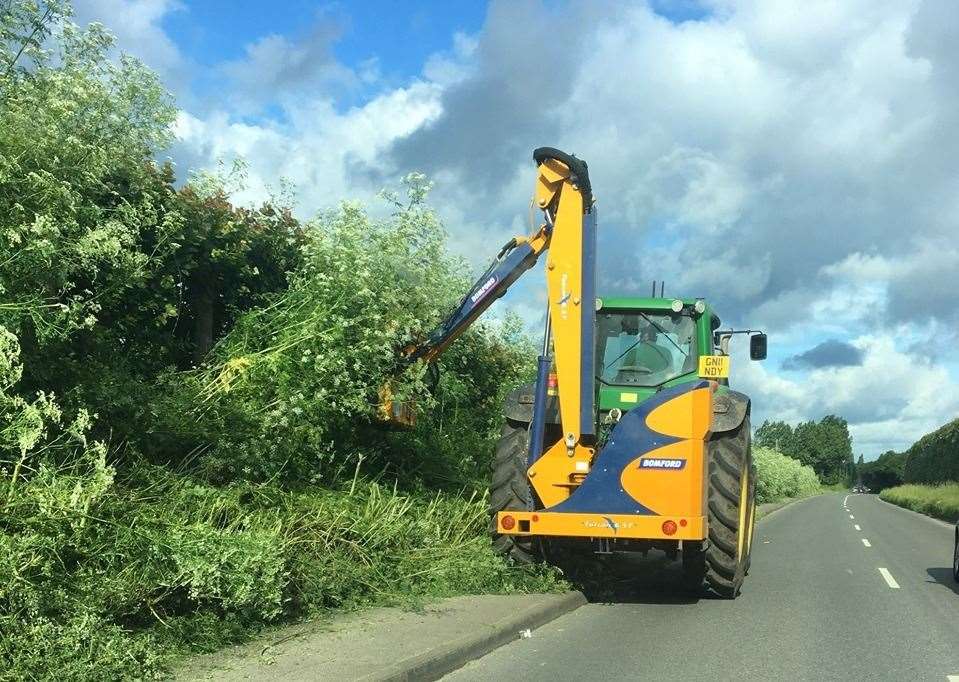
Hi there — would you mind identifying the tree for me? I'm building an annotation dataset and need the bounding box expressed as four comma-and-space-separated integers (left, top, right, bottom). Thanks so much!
754, 415, 853, 484
754, 420, 795, 452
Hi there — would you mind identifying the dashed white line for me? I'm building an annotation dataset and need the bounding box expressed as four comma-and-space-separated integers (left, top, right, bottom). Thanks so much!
946, 675, 959, 681
878, 567, 900, 589
843, 495, 849, 506
861, 538, 871, 547
849, 514, 855, 519
854, 524, 861, 531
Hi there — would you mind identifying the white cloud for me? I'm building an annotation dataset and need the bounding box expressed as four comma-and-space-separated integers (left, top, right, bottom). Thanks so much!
736, 329, 959, 455
72, 0, 188, 90
170, 81, 443, 213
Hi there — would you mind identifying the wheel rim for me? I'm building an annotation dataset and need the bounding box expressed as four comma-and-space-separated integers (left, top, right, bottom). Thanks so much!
744, 502, 756, 559
737, 465, 750, 561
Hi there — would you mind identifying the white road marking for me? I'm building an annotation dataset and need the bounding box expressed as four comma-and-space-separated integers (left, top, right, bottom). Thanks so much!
849, 514, 855, 519
878, 567, 900, 589
862, 538, 871, 547
854, 524, 861, 531
946, 675, 959, 682
843, 495, 849, 505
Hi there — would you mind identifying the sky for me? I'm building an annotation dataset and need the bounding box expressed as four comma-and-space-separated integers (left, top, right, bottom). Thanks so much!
71, 0, 959, 459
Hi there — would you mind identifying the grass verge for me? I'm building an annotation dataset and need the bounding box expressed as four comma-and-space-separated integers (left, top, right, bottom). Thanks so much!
0, 464, 566, 681
879, 483, 959, 523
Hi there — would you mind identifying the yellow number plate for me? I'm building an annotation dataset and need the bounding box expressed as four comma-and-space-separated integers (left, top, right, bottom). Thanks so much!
698, 355, 730, 379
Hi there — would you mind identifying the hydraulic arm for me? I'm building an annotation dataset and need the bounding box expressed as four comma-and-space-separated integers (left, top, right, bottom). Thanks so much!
380, 147, 597, 455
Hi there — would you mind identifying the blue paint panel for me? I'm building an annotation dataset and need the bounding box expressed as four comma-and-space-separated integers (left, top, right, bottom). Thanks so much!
548, 381, 709, 515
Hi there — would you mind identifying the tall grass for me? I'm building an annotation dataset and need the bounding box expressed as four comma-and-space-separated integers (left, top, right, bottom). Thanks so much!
879, 483, 959, 523
0, 461, 564, 680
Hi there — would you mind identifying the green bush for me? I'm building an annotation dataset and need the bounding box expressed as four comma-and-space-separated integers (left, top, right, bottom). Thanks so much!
0, 7, 555, 677
753, 445, 821, 504
880, 483, 959, 523
859, 449, 907, 492
0, 461, 563, 680
902, 418, 959, 484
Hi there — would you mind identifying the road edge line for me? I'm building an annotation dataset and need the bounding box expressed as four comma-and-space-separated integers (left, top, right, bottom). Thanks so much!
876, 496, 955, 530
757, 492, 824, 522
370, 591, 587, 682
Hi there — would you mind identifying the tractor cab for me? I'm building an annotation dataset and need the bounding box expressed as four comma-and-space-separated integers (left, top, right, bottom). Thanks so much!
594, 297, 765, 414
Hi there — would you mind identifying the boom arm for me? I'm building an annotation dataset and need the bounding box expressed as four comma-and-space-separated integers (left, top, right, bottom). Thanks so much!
380, 148, 596, 450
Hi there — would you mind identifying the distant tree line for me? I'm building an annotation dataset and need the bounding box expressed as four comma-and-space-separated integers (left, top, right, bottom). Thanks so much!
754, 415, 855, 485
858, 450, 908, 491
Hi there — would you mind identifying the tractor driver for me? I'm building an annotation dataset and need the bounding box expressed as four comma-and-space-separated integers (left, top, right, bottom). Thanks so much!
614, 317, 672, 382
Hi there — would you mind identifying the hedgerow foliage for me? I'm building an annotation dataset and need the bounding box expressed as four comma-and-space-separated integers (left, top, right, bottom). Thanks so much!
902, 418, 959, 484
0, 4, 553, 679
752, 446, 821, 504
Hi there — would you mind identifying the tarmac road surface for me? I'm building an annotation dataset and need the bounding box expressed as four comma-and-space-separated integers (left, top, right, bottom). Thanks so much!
445, 493, 959, 681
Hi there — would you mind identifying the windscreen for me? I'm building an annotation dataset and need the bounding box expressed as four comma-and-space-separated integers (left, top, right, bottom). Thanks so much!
596, 311, 697, 387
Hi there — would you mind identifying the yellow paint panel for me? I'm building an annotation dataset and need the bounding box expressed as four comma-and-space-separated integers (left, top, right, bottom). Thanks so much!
527, 439, 593, 508
497, 511, 707, 541
545, 183, 585, 444
698, 355, 729, 379
620, 392, 638, 403
620, 440, 706, 517
645, 386, 712, 440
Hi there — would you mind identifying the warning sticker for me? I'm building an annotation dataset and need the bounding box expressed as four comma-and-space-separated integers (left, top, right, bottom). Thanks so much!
698, 355, 730, 379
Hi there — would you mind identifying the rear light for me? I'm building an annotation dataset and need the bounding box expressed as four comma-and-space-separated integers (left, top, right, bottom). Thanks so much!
662, 520, 678, 536
501, 515, 516, 531
679, 519, 688, 527
547, 373, 558, 395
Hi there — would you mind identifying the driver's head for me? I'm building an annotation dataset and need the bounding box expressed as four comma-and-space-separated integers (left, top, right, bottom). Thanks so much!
621, 316, 639, 336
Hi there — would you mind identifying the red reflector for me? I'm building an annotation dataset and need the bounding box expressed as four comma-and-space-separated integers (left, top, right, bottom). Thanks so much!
501, 515, 516, 530
679, 519, 688, 527
547, 373, 558, 389
532, 514, 539, 522
662, 520, 678, 536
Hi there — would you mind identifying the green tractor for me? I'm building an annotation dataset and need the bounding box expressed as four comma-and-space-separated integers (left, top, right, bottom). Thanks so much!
492, 294, 767, 597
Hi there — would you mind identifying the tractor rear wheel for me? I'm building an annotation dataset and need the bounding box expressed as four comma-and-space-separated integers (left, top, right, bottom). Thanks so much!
682, 415, 754, 598
489, 418, 538, 564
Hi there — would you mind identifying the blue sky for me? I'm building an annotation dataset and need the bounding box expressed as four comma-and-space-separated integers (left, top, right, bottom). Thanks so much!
73, 0, 959, 458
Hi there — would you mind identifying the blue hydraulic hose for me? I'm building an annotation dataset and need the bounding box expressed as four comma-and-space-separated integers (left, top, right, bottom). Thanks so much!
527, 353, 551, 468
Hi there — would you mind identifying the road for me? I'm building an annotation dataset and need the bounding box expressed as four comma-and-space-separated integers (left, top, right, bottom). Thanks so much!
445, 493, 959, 681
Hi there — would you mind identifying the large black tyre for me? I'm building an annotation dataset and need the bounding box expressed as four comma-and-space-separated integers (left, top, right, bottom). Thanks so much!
683, 415, 754, 598
489, 418, 538, 563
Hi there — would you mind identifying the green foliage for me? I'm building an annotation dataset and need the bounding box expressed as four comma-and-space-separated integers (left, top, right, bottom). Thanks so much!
858, 449, 907, 492
0, 8, 554, 679
1, 462, 563, 680
752, 445, 821, 504
754, 415, 854, 485
901, 418, 959, 484
880, 483, 959, 523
